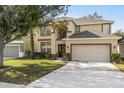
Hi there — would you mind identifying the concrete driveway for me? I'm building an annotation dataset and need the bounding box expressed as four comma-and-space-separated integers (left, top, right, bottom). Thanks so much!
0, 82, 25, 88
28, 61, 124, 88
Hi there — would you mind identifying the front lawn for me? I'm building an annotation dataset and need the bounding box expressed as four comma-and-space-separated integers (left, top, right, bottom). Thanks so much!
114, 59, 124, 72
0, 59, 65, 85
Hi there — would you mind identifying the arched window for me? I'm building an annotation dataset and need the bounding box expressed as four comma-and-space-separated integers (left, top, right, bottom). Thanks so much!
57, 26, 67, 40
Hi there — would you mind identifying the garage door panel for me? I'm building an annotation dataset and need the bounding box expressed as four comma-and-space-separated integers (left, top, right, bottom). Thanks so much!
4, 46, 19, 57
72, 45, 110, 62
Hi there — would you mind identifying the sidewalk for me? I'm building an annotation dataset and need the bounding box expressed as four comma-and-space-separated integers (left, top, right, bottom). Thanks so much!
0, 82, 26, 88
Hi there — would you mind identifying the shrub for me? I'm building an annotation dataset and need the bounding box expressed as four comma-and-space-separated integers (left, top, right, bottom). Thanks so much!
51, 54, 57, 60
33, 52, 40, 59
121, 57, 124, 60
63, 53, 71, 61
33, 52, 46, 59
25, 51, 31, 57
111, 53, 121, 64
45, 53, 51, 59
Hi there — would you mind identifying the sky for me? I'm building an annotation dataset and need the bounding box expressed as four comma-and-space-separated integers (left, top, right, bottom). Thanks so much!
65, 5, 124, 33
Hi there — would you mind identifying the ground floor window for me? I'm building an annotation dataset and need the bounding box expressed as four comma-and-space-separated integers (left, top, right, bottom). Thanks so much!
41, 42, 51, 53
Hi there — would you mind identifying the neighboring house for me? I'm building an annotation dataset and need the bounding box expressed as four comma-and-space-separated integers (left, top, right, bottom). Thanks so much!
24, 17, 121, 62
4, 39, 24, 58
119, 38, 124, 58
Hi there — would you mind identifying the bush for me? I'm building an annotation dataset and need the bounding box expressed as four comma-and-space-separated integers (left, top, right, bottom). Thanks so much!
25, 52, 56, 59
63, 53, 71, 61
33, 52, 46, 59
45, 53, 51, 59
111, 53, 121, 64
121, 57, 124, 60
51, 54, 57, 60
25, 51, 31, 57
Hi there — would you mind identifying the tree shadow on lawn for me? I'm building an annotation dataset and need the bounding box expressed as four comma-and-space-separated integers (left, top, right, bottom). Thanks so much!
0, 62, 64, 85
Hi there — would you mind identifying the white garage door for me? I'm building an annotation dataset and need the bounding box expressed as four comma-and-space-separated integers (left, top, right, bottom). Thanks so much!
72, 45, 110, 62
4, 46, 19, 57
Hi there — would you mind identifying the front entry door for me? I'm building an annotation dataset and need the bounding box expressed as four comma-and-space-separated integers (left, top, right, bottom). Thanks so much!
58, 44, 65, 57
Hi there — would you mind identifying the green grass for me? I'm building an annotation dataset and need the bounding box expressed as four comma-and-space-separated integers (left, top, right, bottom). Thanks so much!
0, 59, 65, 85
114, 59, 124, 72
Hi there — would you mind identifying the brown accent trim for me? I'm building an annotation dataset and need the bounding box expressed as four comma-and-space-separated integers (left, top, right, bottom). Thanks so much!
38, 39, 51, 41
71, 20, 76, 25
58, 44, 66, 57
101, 24, 103, 32
101, 23, 112, 34
67, 31, 72, 33
70, 43, 112, 62
51, 30, 72, 34
79, 23, 102, 26
109, 24, 111, 34
51, 32, 55, 34
56, 39, 63, 41
75, 25, 80, 32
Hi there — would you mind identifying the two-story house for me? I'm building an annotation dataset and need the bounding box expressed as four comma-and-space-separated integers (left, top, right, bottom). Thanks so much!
24, 17, 121, 62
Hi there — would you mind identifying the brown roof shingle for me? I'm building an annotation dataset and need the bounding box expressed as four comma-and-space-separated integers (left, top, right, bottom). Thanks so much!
68, 31, 101, 38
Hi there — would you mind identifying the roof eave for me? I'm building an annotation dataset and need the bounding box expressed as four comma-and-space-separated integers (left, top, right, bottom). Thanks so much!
63, 37, 121, 41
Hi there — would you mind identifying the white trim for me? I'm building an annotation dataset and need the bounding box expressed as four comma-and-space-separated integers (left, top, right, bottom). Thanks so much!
5, 45, 20, 47
19, 45, 21, 57
9, 40, 24, 44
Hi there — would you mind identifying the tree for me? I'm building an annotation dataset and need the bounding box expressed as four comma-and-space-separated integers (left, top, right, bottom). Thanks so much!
82, 12, 102, 19
113, 29, 124, 38
0, 5, 68, 67
25, 6, 69, 59
51, 20, 68, 39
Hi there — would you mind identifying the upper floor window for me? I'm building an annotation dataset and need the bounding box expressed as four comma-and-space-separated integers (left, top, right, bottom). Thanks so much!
41, 42, 51, 53
57, 31, 66, 40
75, 25, 80, 32
40, 27, 51, 36
103, 24, 110, 34
57, 26, 67, 40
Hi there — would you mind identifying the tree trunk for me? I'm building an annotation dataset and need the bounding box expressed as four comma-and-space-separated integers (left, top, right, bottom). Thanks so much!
0, 40, 5, 68
30, 29, 35, 59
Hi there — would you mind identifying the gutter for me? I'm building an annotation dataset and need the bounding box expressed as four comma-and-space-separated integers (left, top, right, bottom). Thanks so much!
63, 37, 121, 41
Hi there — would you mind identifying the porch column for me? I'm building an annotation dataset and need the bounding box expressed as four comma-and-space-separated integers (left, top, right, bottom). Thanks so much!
51, 29, 56, 54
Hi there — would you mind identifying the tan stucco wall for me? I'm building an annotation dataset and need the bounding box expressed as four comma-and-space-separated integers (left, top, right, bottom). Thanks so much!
80, 24, 102, 32
24, 21, 113, 55
35, 40, 65, 54
24, 36, 31, 52
24, 35, 39, 52
67, 21, 75, 37
119, 43, 124, 58
80, 23, 111, 33
24, 27, 41, 52
65, 39, 119, 54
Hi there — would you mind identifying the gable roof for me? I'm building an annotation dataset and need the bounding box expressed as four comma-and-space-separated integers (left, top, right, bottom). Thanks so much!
68, 31, 101, 38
